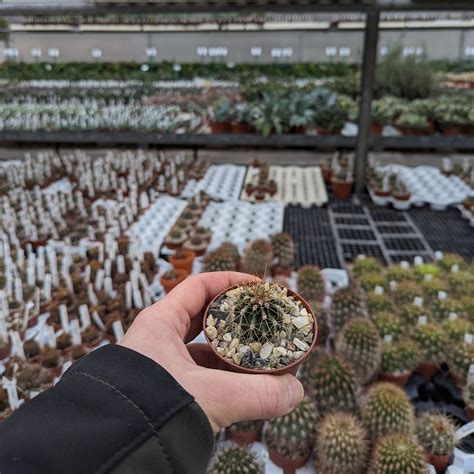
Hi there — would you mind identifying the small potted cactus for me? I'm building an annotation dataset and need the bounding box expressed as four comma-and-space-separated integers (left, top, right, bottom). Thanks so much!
265, 398, 316, 474
400, 304, 427, 332
164, 226, 187, 250
315, 412, 368, 474
331, 167, 354, 200
202, 250, 237, 273
442, 318, 473, 343
366, 293, 394, 315
194, 226, 212, 243
392, 177, 411, 211
160, 268, 188, 294
336, 317, 382, 385
331, 287, 364, 334
183, 236, 208, 257
352, 257, 382, 277
358, 272, 387, 292
362, 383, 415, 442
416, 412, 457, 473
270, 232, 295, 277
296, 265, 325, 303
436, 253, 465, 273
203, 281, 317, 374
393, 281, 422, 305
412, 323, 447, 380
370, 434, 426, 474
225, 419, 264, 445
447, 340, 474, 386
463, 381, 474, 420
241, 239, 273, 279
169, 248, 196, 275
371, 311, 403, 340
209, 443, 263, 474
379, 339, 421, 387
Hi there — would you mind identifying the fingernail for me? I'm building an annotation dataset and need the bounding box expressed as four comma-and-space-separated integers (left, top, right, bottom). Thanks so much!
288, 376, 304, 409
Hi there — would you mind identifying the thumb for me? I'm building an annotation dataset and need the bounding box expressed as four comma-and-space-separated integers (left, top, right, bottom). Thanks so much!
195, 369, 304, 431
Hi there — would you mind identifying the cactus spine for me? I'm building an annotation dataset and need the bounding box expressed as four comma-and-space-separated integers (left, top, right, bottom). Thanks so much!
380, 339, 421, 376
271, 232, 294, 270
412, 323, 447, 366
371, 311, 402, 340
448, 341, 474, 383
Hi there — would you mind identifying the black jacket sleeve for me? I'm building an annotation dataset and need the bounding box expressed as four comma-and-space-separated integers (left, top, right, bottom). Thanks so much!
0, 344, 214, 474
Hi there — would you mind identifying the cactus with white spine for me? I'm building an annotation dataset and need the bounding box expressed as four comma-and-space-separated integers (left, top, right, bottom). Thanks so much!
210, 444, 263, 474
416, 412, 457, 457
331, 287, 364, 334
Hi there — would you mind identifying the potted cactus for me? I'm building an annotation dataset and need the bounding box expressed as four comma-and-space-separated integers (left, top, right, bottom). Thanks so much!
331, 166, 353, 200
194, 226, 212, 243
202, 250, 237, 273
225, 419, 264, 445
396, 110, 431, 136
210, 443, 263, 474
442, 318, 474, 343
366, 293, 394, 315
412, 323, 447, 380
241, 239, 273, 279
159, 268, 188, 294
463, 381, 474, 420
164, 226, 187, 250
358, 272, 387, 292
371, 311, 403, 340
331, 287, 364, 334
362, 383, 415, 442
391, 177, 411, 210
203, 281, 316, 374
315, 412, 368, 474
169, 248, 196, 275
265, 398, 316, 474
370, 434, 426, 474
336, 317, 382, 385
271, 232, 294, 277
370, 170, 391, 206
183, 236, 208, 257
416, 412, 457, 473
209, 98, 233, 133
447, 340, 474, 385
296, 265, 325, 303
379, 339, 421, 387
352, 256, 382, 277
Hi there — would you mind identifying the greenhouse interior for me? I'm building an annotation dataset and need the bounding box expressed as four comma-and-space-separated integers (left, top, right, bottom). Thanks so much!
0, 0, 474, 473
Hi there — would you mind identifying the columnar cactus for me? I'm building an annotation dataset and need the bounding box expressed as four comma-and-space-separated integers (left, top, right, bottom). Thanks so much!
352, 257, 382, 277
380, 339, 421, 376
371, 311, 403, 340
241, 239, 273, 278
210, 444, 263, 474
265, 398, 316, 461
412, 323, 447, 366
296, 265, 325, 302
442, 318, 474, 342
304, 354, 359, 415
416, 412, 457, 457
448, 341, 474, 383
370, 434, 426, 474
362, 383, 415, 441
393, 281, 422, 305
336, 317, 382, 384
271, 232, 294, 270
331, 287, 364, 334
359, 273, 387, 292
203, 250, 237, 273
315, 412, 368, 474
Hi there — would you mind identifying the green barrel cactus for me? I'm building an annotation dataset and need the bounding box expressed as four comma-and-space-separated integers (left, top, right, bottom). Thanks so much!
412, 323, 448, 366
359, 272, 388, 292
414, 263, 441, 281
371, 311, 403, 340
271, 232, 294, 271
393, 280, 422, 305
432, 298, 465, 321
331, 287, 364, 334
437, 253, 465, 273
203, 249, 237, 273
210, 444, 263, 474
241, 239, 273, 278
416, 412, 456, 458
352, 257, 382, 277
366, 292, 394, 315
296, 265, 325, 302
380, 339, 421, 377
387, 265, 415, 282
400, 304, 428, 332
442, 318, 474, 343
448, 341, 474, 383
420, 278, 446, 299
448, 271, 474, 297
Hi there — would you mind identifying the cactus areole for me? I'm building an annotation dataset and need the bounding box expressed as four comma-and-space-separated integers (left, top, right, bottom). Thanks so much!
203, 281, 317, 375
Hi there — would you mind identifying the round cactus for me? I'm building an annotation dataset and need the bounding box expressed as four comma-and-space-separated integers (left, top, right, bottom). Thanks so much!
432, 298, 465, 321
400, 304, 428, 331
393, 281, 422, 305
412, 323, 448, 366
437, 253, 465, 273
265, 398, 316, 461
461, 296, 474, 321
366, 293, 394, 315
211, 444, 263, 474
271, 232, 294, 270
362, 383, 415, 441
296, 265, 325, 302
442, 318, 474, 343
336, 317, 382, 385
218, 242, 241, 266
387, 265, 415, 282
352, 257, 382, 277
420, 278, 446, 299
380, 339, 421, 376
448, 271, 474, 297
370, 434, 426, 474
315, 412, 368, 474
203, 250, 237, 273
241, 239, 273, 278
463, 381, 474, 413
416, 412, 457, 457
414, 263, 441, 281
310, 300, 329, 346
304, 354, 358, 416
359, 272, 387, 292
371, 311, 403, 340
448, 341, 474, 383
331, 287, 364, 334
226, 419, 264, 434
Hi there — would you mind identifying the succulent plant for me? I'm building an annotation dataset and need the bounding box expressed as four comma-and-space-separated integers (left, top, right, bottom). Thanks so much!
393, 281, 422, 305
241, 239, 273, 278
217, 242, 241, 266
420, 278, 446, 299
359, 272, 387, 292
416, 412, 457, 457
432, 298, 465, 321
461, 295, 474, 320
352, 257, 382, 277
331, 287, 364, 334
362, 383, 415, 441
412, 323, 447, 366
448, 341, 474, 383
337, 317, 382, 385
203, 250, 237, 273
370, 434, 426, 474
271, 232, 294, 270
442, 318, 474, 342
265, 398, 316, 461
366, 292, 394, 314
310, 300, 329, 345
210, 444, 263, 474
448, 271, 474, 297
463, 381, 474, 412
226, 419, 264, 434
315, 412, 368, 474
399, 304, 428, 331
296, 265, 325, 302
387, 265, 414, 282
371, 311, 403, 340
437, 253, 465, 273
414, 263, 441, 281
380, 339, 421, 376
304, 353, 359, 416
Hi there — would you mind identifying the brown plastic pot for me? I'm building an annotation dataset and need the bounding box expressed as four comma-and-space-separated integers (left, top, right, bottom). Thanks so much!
169, 250, 196, 275
331, 179, 354, 199
371, 122, 384, 135
465, 404, 474, 420
160, 269, 188, 294
268, 448, 309, 474
316, 127, 341, 136
374, 189, 391, 198
225, 426, 262, 445
429, 454, 451, 473
379, 371, 411, 387
442, 126, 462, 137
231, 122, 253, 134
416, 362, 439, 381
210, 121, 232, 134
321, 167, 332, 185
203, 283, 318, 376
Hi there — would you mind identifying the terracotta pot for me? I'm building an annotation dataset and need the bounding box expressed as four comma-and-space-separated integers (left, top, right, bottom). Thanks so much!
225, 426, 262, 445
393, 193, 410, 201
272, 267, 293, 278
203, 283, 318, 376
164, 240, 184, 251
160, 269, 188, 294
465, 404, 474, 420
379, 371, 411, 387
290, 126, 306, 134
231, 122, 253, 134
210, 121, 231, 134
416, 362, 439, 381
316, 127, 341, 136
321, 167, 332, 185
0, 342, 11, 360
169, 250, 196, 275
442, 126, 462, 137
268, 448, 309, 474
374, 189, 391, 198
371, 122, 384, 135
331, 179, 353, 199
429, 453, 451, 473
398, 126, 430, 136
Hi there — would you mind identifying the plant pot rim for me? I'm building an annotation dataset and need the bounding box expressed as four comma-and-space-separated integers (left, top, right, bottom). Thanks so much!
169, 249, 196, 261
331, 178, 354, 184
393, 193, 411, 201
202, 282, 318, 375
160, 268, 188, 281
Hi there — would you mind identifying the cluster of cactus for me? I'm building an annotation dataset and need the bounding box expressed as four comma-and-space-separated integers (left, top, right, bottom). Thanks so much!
358, 273, 387, 292
331, 287, 364, 334
393, 281, 422, 305
380, 339, 421, 376
370, 434, 426, 474
437, 253, 465, 272
432, 297, 465, 321
366, 293, 394, 315
442, 318, 473, 342
416, 412, 457, 457
241, 239, 273, 278
362, 383, 415, 441
412, 323, 447, 365
448, 341, 474, 382
336, 318, 382, 385
265, 398, 316, 460
352, 257, 382, 277
304, 354, 358, 415
270, 232, 294, 270
315, 412, 368, 474
296, 265, 325, 302
210, 444, 263, 474
203, 249, 238, 273
371, 311, 403, 340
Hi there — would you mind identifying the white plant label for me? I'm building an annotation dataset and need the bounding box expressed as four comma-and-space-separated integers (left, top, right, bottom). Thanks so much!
10, 331, 25, 359
374, 286, 384, 295
104, 259, 111, 277
434, 251, 444, 261
438, 291, 447, 300
79, 304, 91, 329
449, 312, 458, 321
14, 278, 23, 303
46, 325, 57, 349
451, 264, 459, 273
414, 296, 424, 307
400, 261, 410, 269
424, 274, 433, 282
465, 334, 473, 344
414, 256, 423, 266
112, 320, 124, 343
43, 273, 52, 300
417, 315, 428, 326
59, 305, 69, 332
92, 311, 105, 330
88, 284, 98, 306
117, 255, 125, 274
389, 280, 398, 291
468, 365, 474, 385
95, 269, 105, 291
454, 421, 474, 441
70, 319, 81, 346
133, 289, 144, 309
2, 377, 21, 410
384, 334, 393, 343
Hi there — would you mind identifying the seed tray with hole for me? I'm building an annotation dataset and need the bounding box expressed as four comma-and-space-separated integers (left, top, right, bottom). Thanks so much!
330, 202, 365, 215
342, 243, 387, 263
284, 206, 335, 238
335, 216, 370, 226
376, 225, 415, 234
240, 165, 328, 207
369, 207, 409, 223
338, 228, 376, 241
383, 237, 426, 251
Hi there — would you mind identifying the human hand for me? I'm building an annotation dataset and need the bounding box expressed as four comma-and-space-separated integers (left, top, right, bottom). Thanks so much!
120, 271, 304, 432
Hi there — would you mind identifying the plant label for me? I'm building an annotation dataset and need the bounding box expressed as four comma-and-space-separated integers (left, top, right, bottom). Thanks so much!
384, 334, 393, 343
451, 264, 460, 273
424, 274, 433, 282
414, 296, 424, 307
465, 334, 473, 345
438, 291, 447, 300
112, 320, 124, 343
414, 256, 423, 266
59, 305, 69, 332
434, 251, 444, 261
449, 312, 458, 321
389, 280, 398, 291
400, 261, 410, 269
10, 331, 25, 359
417, 315, 427, 326
79, 305, 91, 329
374, 286, 384, 295
455, 421, 474, 441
